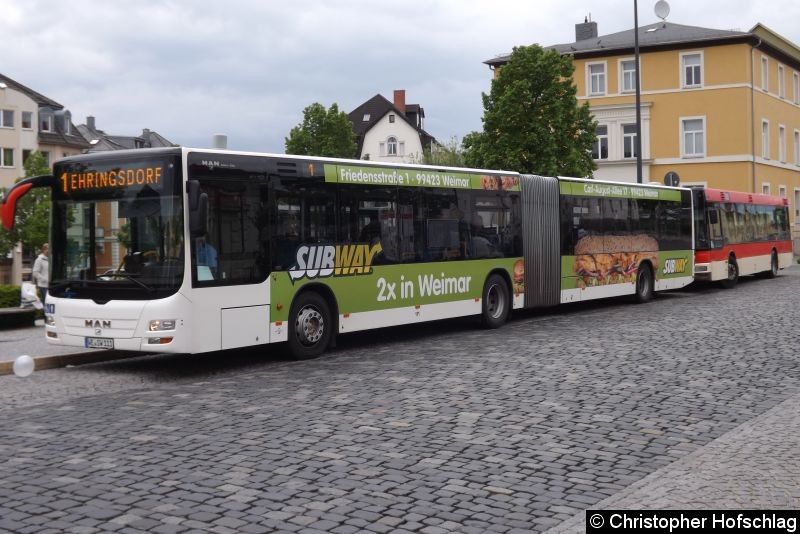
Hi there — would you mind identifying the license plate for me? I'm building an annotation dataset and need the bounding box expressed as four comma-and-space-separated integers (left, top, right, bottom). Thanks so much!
85, 337, 114, 349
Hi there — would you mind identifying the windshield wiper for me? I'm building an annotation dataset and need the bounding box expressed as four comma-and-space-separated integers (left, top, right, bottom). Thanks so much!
51, 275, 156, 293
103, 272, 156, 292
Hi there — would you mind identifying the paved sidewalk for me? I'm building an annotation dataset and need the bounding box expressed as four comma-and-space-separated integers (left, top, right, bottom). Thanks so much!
547, 390, 800, 533
0, 321, 133, 374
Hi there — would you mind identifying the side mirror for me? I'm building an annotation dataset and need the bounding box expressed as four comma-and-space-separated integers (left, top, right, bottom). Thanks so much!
1, 175, 59, 230
188, 180, 208, 237
708, 209, 719, 225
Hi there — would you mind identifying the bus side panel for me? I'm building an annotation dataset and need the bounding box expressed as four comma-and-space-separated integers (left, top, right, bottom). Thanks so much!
519, 175, 561, 308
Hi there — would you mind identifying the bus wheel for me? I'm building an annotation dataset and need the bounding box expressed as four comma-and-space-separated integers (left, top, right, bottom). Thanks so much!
634, 263, 653, 303
481, 274, 510, 329
720, 256, 738, 289
288, 292, 332, 360
766, 251, 779, 279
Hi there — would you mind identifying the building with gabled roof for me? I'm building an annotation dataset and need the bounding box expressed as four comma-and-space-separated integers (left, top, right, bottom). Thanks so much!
485, 18, 800, 240
0, 72, 89, 190
348, 90, 436, 163
77, 116, 175, 152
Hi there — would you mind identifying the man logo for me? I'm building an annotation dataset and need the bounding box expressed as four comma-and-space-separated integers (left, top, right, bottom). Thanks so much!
86, 320, 112, 329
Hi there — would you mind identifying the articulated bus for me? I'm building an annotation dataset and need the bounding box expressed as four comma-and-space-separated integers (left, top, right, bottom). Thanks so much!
1, 148, 693, 358
690, 187, 792, 287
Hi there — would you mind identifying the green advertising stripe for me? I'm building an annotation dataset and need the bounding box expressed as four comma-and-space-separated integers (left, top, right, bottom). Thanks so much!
323, 164, 520, 191
271, 258, 521, 322
559, 180, 682, 202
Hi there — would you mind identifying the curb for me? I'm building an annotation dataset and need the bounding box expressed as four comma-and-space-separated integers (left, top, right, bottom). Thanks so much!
0, 350, 140, 376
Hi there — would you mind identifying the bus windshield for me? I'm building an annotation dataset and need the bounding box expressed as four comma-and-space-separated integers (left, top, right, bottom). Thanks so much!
50, 155, 184, 300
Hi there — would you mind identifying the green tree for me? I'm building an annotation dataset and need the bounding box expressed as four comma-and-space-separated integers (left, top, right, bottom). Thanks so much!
463, 44, 597, 177
411, 137, 466, 167
0, 151, 52, 257
285, 102, 358, 158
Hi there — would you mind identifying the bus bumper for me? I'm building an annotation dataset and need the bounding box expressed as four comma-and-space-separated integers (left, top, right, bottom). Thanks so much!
44, 293, 193, 353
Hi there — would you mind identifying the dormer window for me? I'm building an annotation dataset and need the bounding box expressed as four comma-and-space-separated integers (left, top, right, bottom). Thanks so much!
389, 114, 395, 123
40, 114, 53, 132
362, 114, 370, 122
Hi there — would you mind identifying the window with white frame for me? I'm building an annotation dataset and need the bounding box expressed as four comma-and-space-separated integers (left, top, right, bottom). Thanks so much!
761, 56, 769, 91
387, 136, 398, 156
40, 114, 52, 132
681, 53, 702, 88
681, 118, 705, 157
622, 124, 638, 159
794, 72, 800, 104
0, 148, 13, 167
21, 111, 32, 129
762, 183, 771, 195
620, 59, 637, 93
778, 64, 785, 99
762, 120, 770, 159
588, 63, 606, 95
795, 189, 800, 218
795, 130, 800, 165
779, 125, 786, 162
779, 185, 787, 199
592, 125, 609, 159
0, 109, 13, 128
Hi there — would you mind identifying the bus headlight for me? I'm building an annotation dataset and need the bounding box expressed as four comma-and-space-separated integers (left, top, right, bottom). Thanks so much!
45, 315, 56, 327
149, 319, 176, 331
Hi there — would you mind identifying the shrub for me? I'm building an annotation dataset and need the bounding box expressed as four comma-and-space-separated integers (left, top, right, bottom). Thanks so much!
0, 285, 21, 308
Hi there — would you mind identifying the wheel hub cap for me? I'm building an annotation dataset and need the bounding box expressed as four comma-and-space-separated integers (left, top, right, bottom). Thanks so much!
296, 306, 324, 345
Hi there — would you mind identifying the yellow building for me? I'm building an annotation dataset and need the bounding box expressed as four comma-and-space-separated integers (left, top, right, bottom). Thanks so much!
486, 19, 800, 239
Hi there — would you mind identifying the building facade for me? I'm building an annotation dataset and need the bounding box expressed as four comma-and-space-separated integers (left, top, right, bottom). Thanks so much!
348, 90, 436, 163
486, 20, 800, 238
0, 73, 89, 191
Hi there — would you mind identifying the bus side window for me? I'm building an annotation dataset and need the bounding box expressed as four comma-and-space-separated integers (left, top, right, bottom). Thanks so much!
339, 185, 399, 263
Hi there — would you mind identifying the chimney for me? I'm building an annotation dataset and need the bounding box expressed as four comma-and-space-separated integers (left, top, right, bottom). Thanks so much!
575, 16, 598, 41
393, 89, 406, 115
87, 116, 95, 131
212, 134, 227, 150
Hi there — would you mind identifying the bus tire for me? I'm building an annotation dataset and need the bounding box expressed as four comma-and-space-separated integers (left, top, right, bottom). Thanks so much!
766, 251, 779, 279
288, 291, 332, 360
720, 255, 738, 289
634, 263, 654, 303
481, 274, 510, 329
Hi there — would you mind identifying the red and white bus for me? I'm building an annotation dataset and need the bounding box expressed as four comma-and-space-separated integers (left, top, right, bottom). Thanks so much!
691, 187, 792, 287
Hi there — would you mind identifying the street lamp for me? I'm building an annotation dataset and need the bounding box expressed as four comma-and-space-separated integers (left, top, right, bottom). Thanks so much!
634, 0, 643, 184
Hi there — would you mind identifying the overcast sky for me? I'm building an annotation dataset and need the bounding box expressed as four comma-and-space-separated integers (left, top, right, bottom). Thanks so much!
2, 0, 799, 153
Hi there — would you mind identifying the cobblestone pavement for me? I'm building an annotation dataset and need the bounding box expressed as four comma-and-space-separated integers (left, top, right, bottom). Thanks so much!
1, 268, 799, 533
548, 390, 800, 533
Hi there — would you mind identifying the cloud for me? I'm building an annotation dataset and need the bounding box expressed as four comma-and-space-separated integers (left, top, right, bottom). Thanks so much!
1, 0, 798, 153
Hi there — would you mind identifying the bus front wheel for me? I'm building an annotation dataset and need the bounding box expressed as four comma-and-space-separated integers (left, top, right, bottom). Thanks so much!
720, 256, 738, 289
288, 291, 333, 360
481, 274, 510, 329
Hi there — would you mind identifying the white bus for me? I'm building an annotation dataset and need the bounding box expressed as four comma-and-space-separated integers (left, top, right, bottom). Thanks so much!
1, 148, 694, 358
